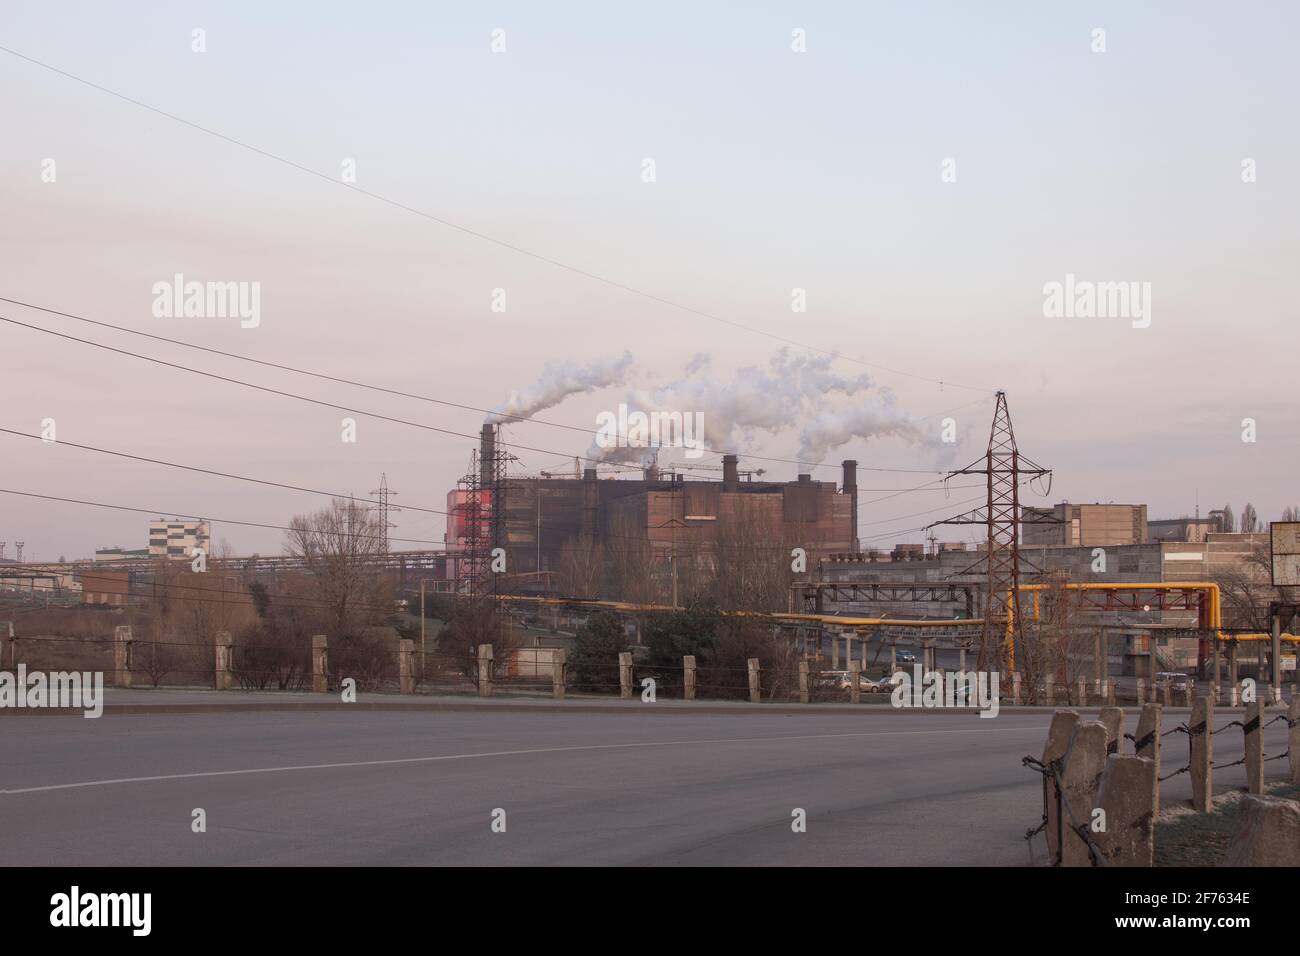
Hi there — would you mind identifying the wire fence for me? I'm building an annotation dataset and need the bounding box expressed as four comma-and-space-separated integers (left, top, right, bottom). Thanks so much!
1022, 699, 1297, 866
0, 629, 911, 704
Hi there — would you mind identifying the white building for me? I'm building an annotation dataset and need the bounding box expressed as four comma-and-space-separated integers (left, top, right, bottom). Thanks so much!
148, 519, 210, 560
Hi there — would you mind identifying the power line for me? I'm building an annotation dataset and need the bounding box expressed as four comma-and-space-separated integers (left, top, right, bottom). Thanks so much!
0, 487, 446, 547
0, 44, 993, 395
0, 300, 986, 474
0, 295, 594, 436
0, 313, 640, 473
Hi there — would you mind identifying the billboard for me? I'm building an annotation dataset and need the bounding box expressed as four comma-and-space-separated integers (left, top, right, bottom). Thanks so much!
1270, 521, 1300, 587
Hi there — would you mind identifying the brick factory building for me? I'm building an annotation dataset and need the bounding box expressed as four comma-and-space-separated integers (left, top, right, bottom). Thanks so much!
445, 425, 859, 593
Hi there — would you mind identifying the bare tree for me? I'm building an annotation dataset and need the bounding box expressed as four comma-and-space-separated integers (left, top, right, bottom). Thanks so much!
284, 499, 392, 638
284, 499, 395, 688
1241, 502, 1259, 533
557, 536, 604, 599
711, 498, 795, 612
605, 513, 656, 604
1220, 503, 1236, 533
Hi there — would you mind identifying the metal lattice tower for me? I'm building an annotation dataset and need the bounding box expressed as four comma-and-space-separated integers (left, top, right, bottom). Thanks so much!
369, 473, 399, 554
14, 541, 24, 563
928, 392, 1056, 674
459, 425, 515, 600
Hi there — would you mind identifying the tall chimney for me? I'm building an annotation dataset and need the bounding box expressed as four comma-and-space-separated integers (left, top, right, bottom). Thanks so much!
842, 459, 859, 552
722, 454, 739, 492
480, 424, 495, 488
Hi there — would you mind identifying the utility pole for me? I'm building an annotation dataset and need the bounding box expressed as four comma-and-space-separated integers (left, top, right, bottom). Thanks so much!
369, 473, 399, 555
927, 391, 1057, 676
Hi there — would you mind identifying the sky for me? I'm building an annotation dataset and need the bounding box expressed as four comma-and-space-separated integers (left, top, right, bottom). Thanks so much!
1, 1, 1297, 562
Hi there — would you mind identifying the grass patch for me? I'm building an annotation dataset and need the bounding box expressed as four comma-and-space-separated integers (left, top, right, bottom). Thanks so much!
1154, 783, 1300, 866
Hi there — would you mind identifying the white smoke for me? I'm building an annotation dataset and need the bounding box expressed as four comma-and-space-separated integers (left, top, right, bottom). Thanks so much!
584, 349, 921, 465
487, 351, 633, 424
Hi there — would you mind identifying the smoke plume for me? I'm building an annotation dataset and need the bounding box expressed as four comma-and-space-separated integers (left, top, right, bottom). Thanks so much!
486, 352, 633, 424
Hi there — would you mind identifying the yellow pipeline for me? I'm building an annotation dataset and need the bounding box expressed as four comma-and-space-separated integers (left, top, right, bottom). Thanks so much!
499, 582, 1236, 639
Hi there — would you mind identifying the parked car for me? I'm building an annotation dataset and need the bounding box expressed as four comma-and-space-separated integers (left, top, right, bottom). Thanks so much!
1155, 671, 1191, 688
864, 673, 903, 693
896, 650, 917, 663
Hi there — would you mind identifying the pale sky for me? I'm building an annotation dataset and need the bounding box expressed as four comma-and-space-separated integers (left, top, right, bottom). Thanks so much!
1, 1, 1297, 561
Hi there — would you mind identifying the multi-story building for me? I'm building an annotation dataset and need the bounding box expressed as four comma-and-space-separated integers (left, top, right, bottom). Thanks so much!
1022, 502, 1148, 547
148, 518, 210, 560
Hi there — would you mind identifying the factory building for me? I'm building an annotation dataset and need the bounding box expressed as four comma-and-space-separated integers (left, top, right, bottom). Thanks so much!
1021, 503, 1148, 547
444, 425, 859, 593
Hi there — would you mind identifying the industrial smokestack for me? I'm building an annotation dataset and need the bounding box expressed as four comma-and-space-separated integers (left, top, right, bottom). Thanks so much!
842, 460, 859, 553
722, 454, 739, 492
480, 424, 495, 487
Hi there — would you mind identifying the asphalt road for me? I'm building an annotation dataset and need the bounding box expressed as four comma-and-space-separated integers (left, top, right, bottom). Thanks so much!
0, 702, 1290, 865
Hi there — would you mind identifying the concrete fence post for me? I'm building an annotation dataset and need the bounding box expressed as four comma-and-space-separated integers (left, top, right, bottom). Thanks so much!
1094, 754, 1156, 866
1099, 706, 1124, 755
1244, 699, 1265, 795
1135, 678, 1145, 707
848, 660, 860, 705
1162, 682, 1171, 708
1075, 676, 1087, 707
1061, 721, 1109, 866
1043, 680, 1054, 707
1106, 680, 1116, 706
311, 635, 328, 693
1, 621, 14, 669
398, 639, 415, 695
683, 654, 697, 701
1011, 672, 1022, 706
831, 632, 840, 670
214, 630, 234, 690
886, 640, 897, 674
1190, 695, 1213, 812
476, 643, 494, 698
1288, 694, 1300, 785
1135, 703, 1162, 816
112, 625, 134, 688
552, 648, 566, 700
618, 651, 634, 700
922, 639, 935, 673
798, 660, 810, 704
748, 657, 761, 704
1042, 710, 1081, 864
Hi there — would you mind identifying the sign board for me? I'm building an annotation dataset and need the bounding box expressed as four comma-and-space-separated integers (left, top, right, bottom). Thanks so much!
1271, 522, 1300, 587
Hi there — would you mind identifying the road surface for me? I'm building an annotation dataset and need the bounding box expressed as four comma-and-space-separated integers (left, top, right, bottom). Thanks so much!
0, 698, 1290, 865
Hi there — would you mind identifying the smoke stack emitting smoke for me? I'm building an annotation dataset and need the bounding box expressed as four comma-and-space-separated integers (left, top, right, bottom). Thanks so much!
486, 352, 633, 425
490, 348, 923, 467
